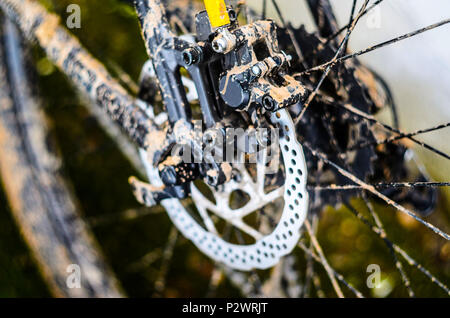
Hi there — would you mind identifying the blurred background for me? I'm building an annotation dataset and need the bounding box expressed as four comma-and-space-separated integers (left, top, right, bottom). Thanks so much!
0, 0, 449, 297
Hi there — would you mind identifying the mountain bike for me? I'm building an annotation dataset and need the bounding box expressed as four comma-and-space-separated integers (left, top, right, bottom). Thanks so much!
0, 0, 448, 297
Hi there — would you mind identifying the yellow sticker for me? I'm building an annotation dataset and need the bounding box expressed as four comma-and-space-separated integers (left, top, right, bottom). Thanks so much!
204, 0, 230, 28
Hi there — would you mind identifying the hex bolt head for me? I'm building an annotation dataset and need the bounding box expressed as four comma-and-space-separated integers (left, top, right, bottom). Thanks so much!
251, 65, 262, 76
212, 38, 228, 53
262, 95, 276, 111
183, 47, 202, 66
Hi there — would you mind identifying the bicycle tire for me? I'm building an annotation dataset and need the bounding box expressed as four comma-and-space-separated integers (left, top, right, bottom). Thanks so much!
0, 16, 123, 298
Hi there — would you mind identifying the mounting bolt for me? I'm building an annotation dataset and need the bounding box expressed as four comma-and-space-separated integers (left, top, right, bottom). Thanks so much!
251, 65, 262, 76
212, 38, 228, 53
183, 46, 203, 66
262, 95, 276, 111
273, 56, 283, 66
212, 28, 236, 54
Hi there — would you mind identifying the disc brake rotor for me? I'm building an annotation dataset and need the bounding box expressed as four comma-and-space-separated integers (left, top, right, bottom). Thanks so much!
142, 109, 308, 270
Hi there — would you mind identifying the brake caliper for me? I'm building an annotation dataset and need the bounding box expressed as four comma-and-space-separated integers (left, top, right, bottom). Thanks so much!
132, 3, 307, 207
213, 20, 307, 111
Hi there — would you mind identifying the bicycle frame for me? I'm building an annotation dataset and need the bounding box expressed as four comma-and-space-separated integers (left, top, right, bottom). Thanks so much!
0, 0, 174, 164
135, 0, 228, 130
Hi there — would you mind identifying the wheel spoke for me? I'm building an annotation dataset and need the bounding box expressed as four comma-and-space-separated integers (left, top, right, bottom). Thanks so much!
326, 0, 386, 43
153, 227, 178, 296
304, 220, 345, 298
342, 0, 358, 54
297, 240, 364, 298
344, 202, 450, 296
303, 214, 318, 298
206, 267, 224, 297
298, 19, 450, 75
262, 0, 267, 19
269, 0, 308, 67
309, 182, 450, 192
303, 143, 450, 241
295, 0, 370, 124
349, 122, 450, 151
355, 194, 414, 297
88, 207, 163, 227
317, 94, 450, 161
126, 248, 162, 273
